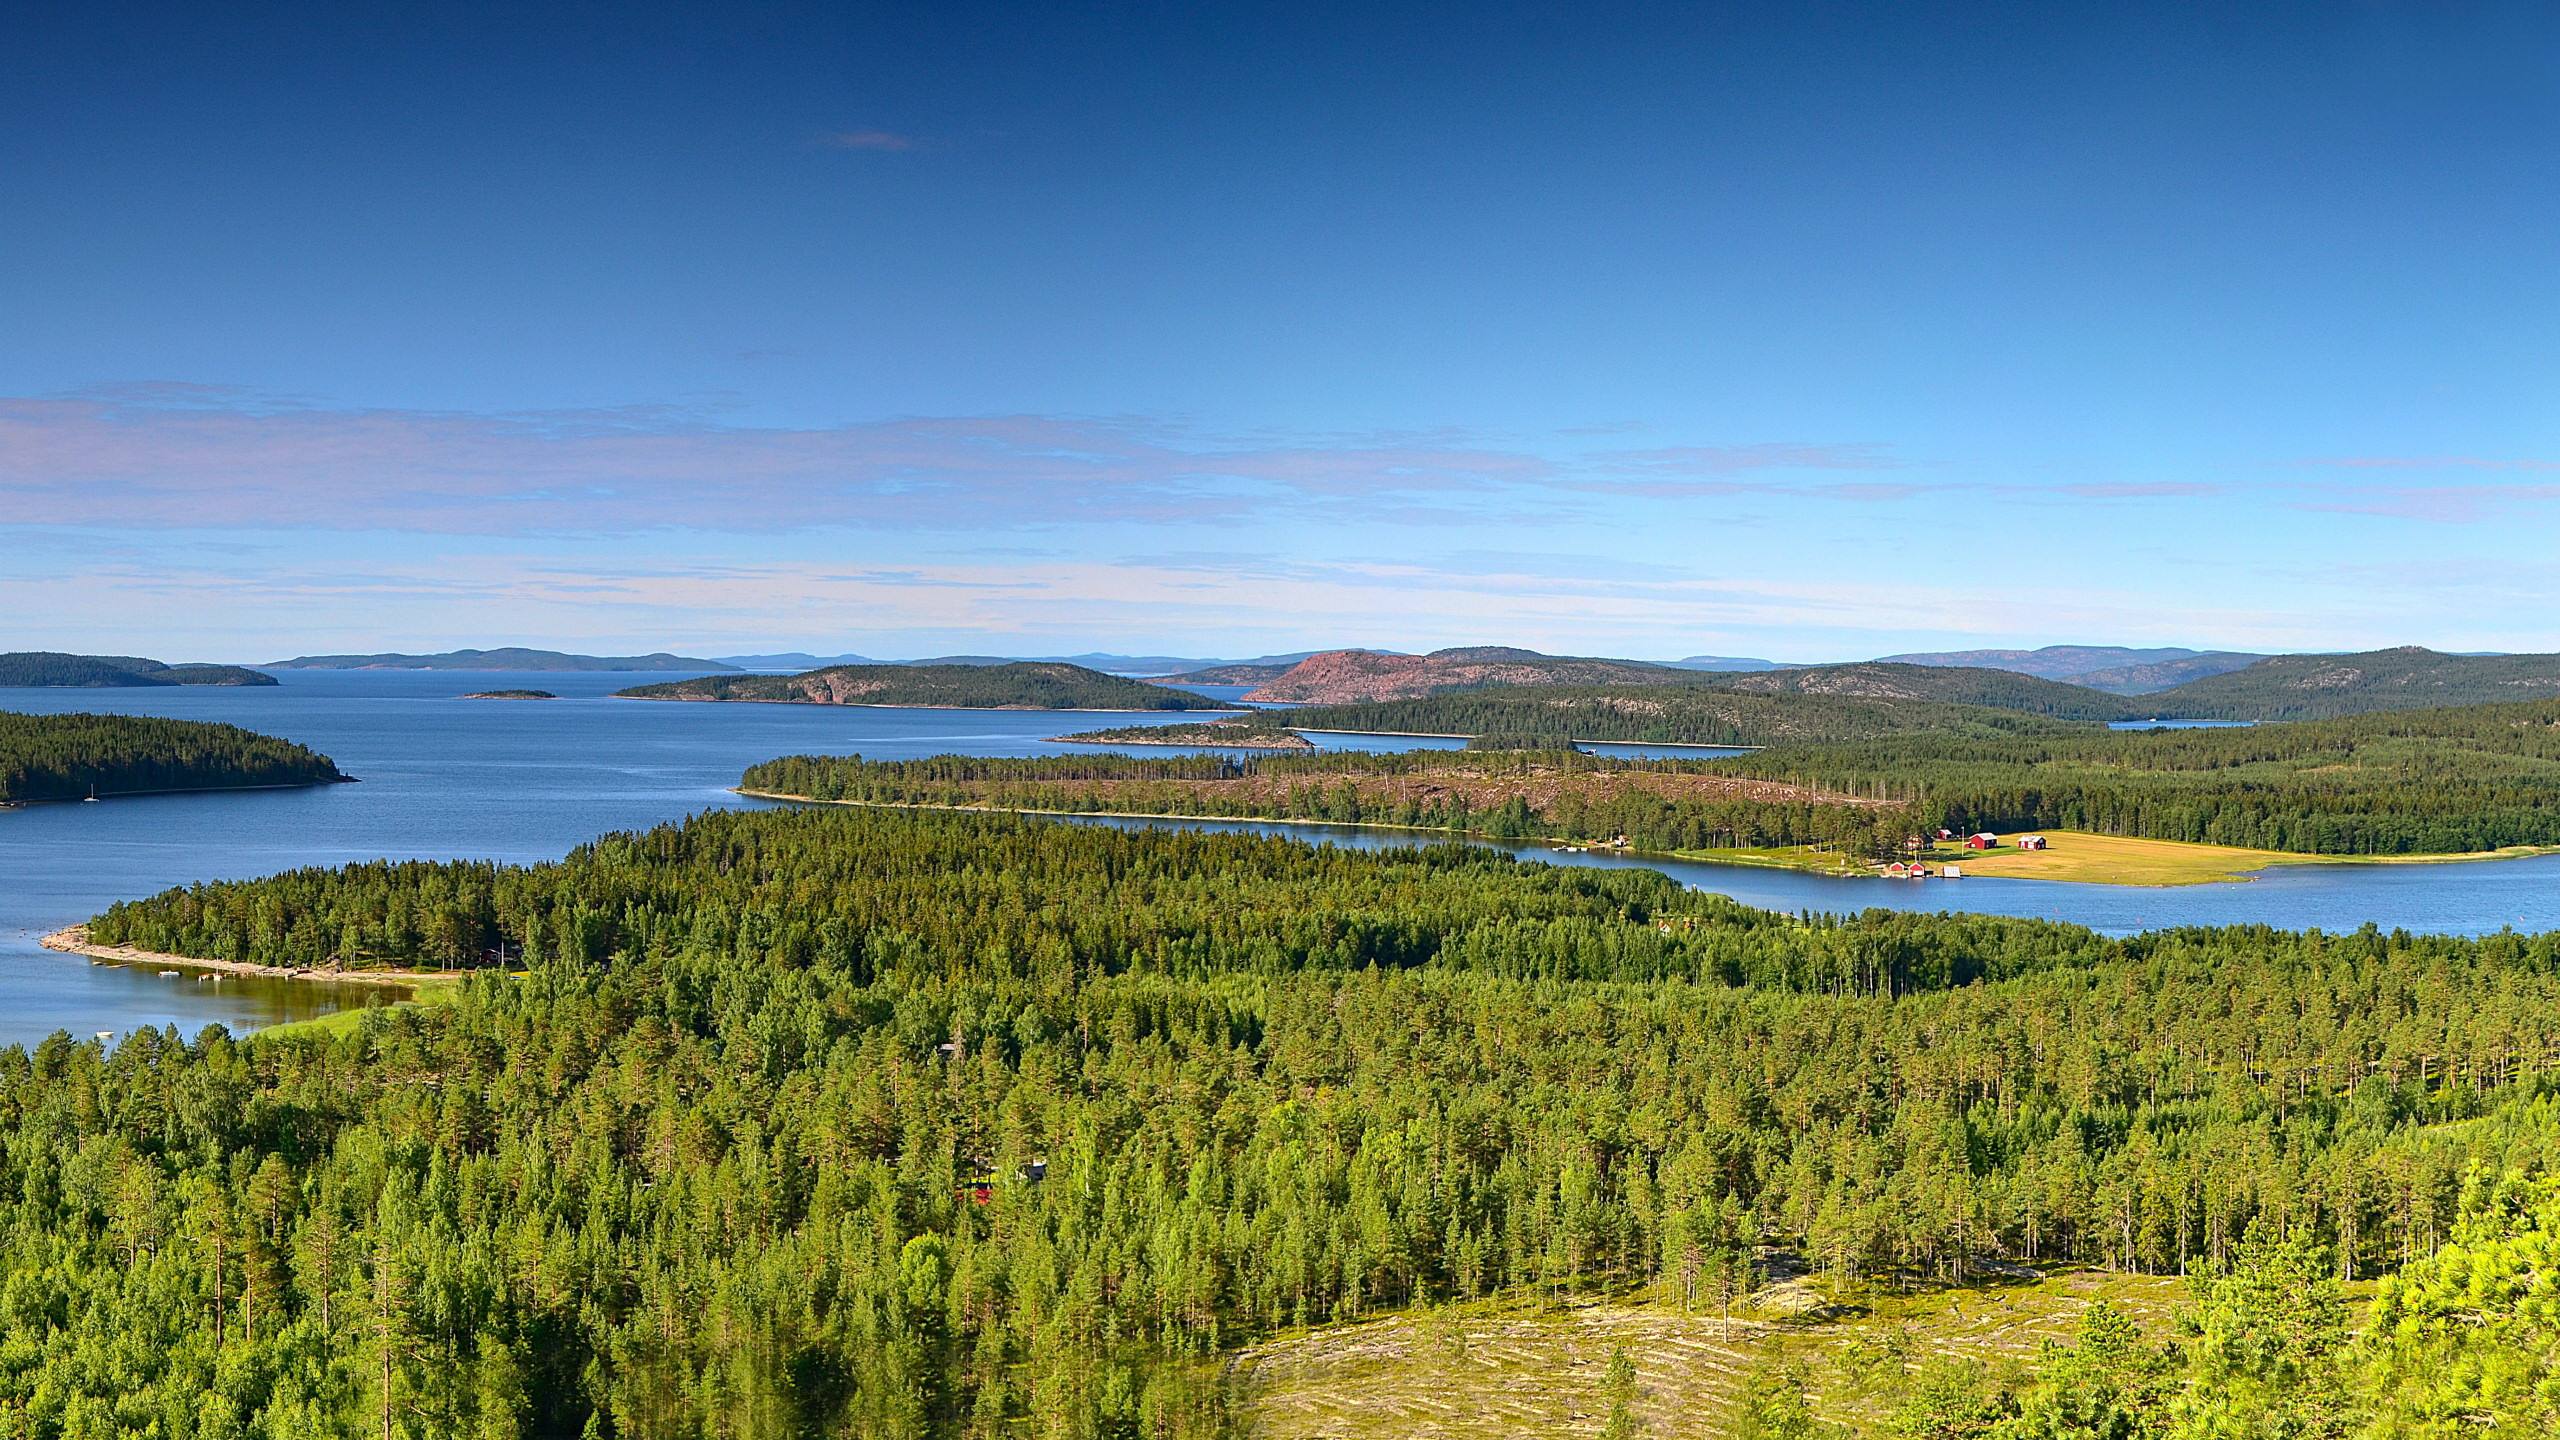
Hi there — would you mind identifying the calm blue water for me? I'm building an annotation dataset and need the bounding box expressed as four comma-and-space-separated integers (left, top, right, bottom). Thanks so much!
3, 669, 2556, 1045
1047, 815, 2560, 937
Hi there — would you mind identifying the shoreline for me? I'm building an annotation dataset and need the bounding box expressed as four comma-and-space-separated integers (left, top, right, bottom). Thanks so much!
1044, 734, 1318, 750
37, 926, 463, 989
1, 777, 352, 810
740, 792, 2560, 889
615, 696, 1241, 713
1288, 728, 1763, 751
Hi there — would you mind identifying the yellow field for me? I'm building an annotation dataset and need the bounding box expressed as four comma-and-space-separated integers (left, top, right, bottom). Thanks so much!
1923, 831, 2299, 886
1932, 831, 2560, 887
1234, 1269, 2191, 1440
1680, 831, 2560, 888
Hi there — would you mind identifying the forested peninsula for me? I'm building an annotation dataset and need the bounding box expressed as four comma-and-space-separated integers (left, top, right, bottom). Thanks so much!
0, 651, 276, 687
618, 661, 1227, 710
269, 648, 732, 671
743, 749, 1905, 854
0, 711, 347, 804
50, 804, 2560, 1436
751, 696, 2560, 861
1280, 687, 2085, 747
1049, 719, 1315, 749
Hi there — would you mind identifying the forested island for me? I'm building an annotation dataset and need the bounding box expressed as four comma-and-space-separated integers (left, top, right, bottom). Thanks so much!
1049, 718, 1315, 749
269, 648, 733, 671
44, 803, 2560, 1435
0, 711, 347, 804
619, 661, 1227, 710
460, 689, 557, 700
0, 651, 276, 687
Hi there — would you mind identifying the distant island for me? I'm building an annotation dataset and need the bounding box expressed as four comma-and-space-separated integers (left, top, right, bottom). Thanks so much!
0, 652, 277, 688
0, 712, 347, 804
461, 689, 557, 699
1050, 719, 1315, 749
268, 648, 737, 672
618, 662, 1229, 710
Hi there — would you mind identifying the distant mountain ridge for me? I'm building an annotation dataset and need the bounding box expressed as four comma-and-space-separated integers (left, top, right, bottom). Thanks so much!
270, 648, 736, 672
1873, 644, 2268, 693
0, 652, 276, 688
1663, 655, 1785, 672
1875, 645, 2211, 678
2065, 652, 2270, 694
2140, 647, 2560, 720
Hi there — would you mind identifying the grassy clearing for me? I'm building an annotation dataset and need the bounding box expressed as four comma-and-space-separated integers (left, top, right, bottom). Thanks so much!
1669, 843, 1874, 876
1923, 831, 2301, 886
1681, 830, 2560, 888
1932, 831, 2560, 887
1235, 1269, 2192, 1439
251, 974, 466, 1042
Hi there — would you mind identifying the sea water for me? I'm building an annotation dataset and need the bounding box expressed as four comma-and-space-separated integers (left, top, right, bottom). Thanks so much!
2, 669, 2555, 1045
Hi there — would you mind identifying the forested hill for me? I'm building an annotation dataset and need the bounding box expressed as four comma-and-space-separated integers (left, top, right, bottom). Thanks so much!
268, 648, 734, 671
2142, 645, 2560, 719
0, 711, 345, 803
0, 651, 276, 687
1238, 646, 1686, 703
1282, 685, 2089, 745
618, 661, 1227, 709
1689, 661, 2138, 721
743, 700, 2560, 856
1721, 696, 2560, 853
55, 803, 2560, 1435
741, 748, 1909, 855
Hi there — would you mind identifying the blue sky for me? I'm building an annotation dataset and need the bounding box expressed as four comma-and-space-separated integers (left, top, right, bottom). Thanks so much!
6, 1, 2560, 662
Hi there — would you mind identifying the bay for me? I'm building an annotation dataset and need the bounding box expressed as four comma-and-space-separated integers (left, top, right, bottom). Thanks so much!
3, 668, 2557, 1047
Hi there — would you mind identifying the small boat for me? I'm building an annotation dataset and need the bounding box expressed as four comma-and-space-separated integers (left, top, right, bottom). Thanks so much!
158, 970, 179, 977
82, 785, 99, 803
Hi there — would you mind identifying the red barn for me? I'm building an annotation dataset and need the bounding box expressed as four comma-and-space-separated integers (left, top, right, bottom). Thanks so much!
1965, 833, 1998, 850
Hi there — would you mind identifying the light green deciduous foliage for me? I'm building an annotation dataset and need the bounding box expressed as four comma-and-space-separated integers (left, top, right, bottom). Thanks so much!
2169, 1227, 2351, 1440
2357, 1173, 2560, 1438
1998, 1302, 2174, 1440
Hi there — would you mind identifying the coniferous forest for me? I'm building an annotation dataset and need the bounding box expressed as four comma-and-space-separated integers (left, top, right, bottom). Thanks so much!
0, 711, 346, 804
43, 804, 2560, 1436
737, 697, 2560, 859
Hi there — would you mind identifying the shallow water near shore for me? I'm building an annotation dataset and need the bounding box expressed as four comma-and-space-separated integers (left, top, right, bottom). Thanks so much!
4, 668, 2559, 1045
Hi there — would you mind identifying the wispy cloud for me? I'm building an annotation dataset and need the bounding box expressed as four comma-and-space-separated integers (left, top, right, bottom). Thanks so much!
1593, 442, 1898, 475
0, 391, 1567, 535
2300, 455, 2560, 472
818, 129, 920, 151
2294, 484, 2560, 524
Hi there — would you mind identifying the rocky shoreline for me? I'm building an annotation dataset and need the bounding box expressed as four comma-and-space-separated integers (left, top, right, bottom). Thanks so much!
38, 926, 442, 988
